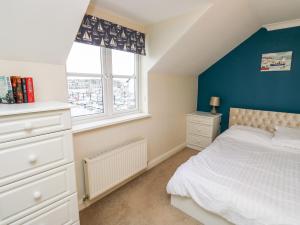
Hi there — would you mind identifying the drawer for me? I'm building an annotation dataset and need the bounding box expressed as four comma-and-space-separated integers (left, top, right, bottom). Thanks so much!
187, 115, 214, 125
0, 131, 74, 186
187, 143, 203, 151
187, 122, 213, 137
0, 110, 71, 144
0, 164, 76, 224
187, 134, 212, 148
11, 194, 79, 225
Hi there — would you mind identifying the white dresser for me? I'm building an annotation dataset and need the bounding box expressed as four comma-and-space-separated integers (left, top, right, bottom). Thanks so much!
0, 102, 79, 225
186, 112, 221, 151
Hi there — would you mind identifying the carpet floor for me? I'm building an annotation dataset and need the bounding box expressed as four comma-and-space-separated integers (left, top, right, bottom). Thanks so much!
80, 148, 202, 225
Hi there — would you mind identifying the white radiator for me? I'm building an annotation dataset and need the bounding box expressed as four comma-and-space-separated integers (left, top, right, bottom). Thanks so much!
83, 138, 147, 200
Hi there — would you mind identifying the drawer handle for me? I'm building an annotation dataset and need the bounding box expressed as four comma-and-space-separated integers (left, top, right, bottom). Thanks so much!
24, 122, 33, 131
28, 154, 38, 164
33, 191, 42, 201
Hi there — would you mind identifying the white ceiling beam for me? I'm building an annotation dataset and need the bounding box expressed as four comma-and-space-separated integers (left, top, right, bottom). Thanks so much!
263, 19, 300, 31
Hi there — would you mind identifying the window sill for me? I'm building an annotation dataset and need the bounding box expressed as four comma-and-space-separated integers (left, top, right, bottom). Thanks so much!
72, 113, 151, 134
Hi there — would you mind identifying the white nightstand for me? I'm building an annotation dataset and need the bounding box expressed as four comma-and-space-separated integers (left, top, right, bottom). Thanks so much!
186, 111, 222, 151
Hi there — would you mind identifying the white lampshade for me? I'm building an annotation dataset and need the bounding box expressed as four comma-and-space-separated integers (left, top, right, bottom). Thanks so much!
210, 96, 220, 107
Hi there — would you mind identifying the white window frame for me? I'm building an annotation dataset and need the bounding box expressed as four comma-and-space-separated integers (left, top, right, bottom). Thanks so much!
67, 45, 141, 125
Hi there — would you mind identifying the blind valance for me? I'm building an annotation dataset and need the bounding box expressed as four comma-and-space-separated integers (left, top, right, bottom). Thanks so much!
75, 14, 146, 55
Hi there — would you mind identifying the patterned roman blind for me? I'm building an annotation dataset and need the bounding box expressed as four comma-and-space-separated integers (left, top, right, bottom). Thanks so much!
75, 14, 146, 55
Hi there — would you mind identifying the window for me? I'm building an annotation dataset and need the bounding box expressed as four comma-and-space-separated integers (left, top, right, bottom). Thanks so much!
112, 50, 137, 112
66, 42, 139, 120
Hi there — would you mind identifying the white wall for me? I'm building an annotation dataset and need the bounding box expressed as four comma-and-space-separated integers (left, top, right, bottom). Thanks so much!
0, 60, 68, 102
74, 73, 197, 202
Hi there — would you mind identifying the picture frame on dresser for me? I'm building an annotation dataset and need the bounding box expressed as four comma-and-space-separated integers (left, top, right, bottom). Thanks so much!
186, 112, 222, 151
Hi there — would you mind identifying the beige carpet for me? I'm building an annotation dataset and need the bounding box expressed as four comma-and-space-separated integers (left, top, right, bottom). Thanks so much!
80, 148, 202, 225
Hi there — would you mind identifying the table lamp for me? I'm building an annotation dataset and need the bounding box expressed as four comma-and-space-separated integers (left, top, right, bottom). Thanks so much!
210, 96, 220, 114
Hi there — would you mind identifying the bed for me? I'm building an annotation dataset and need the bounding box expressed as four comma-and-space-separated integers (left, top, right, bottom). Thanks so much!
167, 108, 300, 225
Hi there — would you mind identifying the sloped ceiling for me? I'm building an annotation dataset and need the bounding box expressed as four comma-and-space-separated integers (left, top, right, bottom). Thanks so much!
0, 0, 90, 64
248, 0, 300, 24
93, 0, 300, 76
1, 0, 299, 75
148, 0, 260, 76
91, 0, 210, 24
147, 0, 300, 76
143, 3, 213, 73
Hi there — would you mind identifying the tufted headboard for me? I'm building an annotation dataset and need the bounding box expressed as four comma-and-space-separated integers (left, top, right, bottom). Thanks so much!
229, 108, 300, 133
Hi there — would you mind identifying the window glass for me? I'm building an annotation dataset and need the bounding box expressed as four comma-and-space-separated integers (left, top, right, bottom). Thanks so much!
66, 42, 101, 74
112, 50, 135, 76
67, 45, 140, 119
68, 77, 104, 117
113, 78, 136, 111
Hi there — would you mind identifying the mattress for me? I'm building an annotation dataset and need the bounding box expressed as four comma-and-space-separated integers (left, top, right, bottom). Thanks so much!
167, 126, 300, 225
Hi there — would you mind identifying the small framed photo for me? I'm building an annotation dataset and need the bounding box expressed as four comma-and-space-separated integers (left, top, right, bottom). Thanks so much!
260, 51, 293, 72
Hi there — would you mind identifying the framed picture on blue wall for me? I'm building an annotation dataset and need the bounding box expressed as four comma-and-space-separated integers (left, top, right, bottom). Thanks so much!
261, 51, 293, 72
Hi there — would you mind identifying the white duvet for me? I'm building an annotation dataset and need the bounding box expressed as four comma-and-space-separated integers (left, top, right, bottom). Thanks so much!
167, 126, 300, 225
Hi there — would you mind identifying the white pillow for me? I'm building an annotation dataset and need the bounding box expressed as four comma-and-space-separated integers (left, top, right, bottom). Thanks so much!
272, 126, 300, 149
223, 125, 273, 145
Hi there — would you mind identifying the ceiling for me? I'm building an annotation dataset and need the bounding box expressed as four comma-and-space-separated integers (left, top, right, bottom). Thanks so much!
148, 0, 261, 76
92, 0, 300, 26
0, 0, 89, 64
1, 0, 299, 71
248, 0, 300, 25
91, 0, 210, 24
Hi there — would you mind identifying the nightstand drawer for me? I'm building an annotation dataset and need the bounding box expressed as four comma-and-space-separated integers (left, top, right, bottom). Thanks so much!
187, 115, 213, 125
187, 122, 213, 137
187, 134, 212, 148
186, 112, 221, 151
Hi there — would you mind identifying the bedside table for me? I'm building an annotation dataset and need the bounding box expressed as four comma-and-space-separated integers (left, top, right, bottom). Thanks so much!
186, 111, 221, 151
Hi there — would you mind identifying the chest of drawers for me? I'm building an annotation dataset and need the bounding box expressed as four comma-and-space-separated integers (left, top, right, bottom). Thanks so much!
0, 102, 79, 225
186, 112, 221, 151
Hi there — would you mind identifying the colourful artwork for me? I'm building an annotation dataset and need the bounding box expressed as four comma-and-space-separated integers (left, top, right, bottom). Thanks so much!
261, 51, 293, 72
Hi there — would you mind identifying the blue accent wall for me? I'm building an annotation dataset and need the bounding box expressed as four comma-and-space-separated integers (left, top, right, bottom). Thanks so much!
197, 27, 300, 131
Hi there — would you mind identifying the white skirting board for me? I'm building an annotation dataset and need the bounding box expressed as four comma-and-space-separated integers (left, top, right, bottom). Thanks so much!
171, 195, 233, 225
79, 142, 186, 211
147, 142, 186, 170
